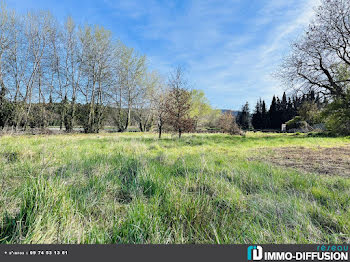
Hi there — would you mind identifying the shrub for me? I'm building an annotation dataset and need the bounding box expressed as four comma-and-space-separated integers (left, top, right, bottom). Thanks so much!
0, 99, 14, 129
286, 116, 302, 129
322, 94, 350, 136
286, 116, 312, 133
298, 101, 321, 125
218, 112, 243, 135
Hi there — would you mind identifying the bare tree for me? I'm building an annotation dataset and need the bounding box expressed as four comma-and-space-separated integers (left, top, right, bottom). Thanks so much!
1, 3, 202, 136
62, 17, 82, 132
5, 8, 26, 130
0, 3, 12, 128
134, 71, 167, 132
165, 66, 194, 138
0, 2, 13, 103
218, 112, 242, 135
78, 25, 113, 133
150, 72, 168, 138
110, 41, 146, 132
279, 0, 350, 99
21, 11, 54, 129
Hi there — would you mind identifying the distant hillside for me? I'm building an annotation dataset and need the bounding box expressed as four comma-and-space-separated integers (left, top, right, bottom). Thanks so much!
220, 109, 240, 117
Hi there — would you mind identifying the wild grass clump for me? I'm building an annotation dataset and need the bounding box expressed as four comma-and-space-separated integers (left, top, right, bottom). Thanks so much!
0, 132, 349, 243
0, 176, 84, 243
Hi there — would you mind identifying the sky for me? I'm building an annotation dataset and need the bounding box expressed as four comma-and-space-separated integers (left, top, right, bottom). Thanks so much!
7, 0, 320, 110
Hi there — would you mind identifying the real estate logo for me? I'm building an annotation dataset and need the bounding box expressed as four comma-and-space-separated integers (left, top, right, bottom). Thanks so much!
247, 246, 263, 261
247, 245, 349, 261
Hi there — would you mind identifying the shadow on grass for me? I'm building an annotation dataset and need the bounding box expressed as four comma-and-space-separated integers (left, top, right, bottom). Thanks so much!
0, 211, 29, 243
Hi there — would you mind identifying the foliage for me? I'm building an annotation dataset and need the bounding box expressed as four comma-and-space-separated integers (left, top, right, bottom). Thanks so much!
252, 91, 324, 130
237, 102, 250, 129
165, 67, 195, 138
189, 89, 214, 130
298, 101, 321, 125
0, 98, 14, 129
203, 109, 222, 131
322, 94, 350, 136
218, 112, 242, 135
285, 116, 307, 130
165, 88, 194, 138
190, 89, 212, 118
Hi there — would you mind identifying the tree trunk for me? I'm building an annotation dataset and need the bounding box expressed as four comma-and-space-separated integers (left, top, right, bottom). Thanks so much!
139, 121, 144, 132
70, 98, 76, 132
158, 124, 162, 139
124, 107, 131, 131
0, 80, 5, 129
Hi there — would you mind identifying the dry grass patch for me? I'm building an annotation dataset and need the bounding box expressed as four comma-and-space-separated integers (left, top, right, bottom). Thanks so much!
251, 145, 350, 177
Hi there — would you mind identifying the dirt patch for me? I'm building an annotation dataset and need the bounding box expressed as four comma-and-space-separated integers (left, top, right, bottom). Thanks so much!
250, 145, 350, 177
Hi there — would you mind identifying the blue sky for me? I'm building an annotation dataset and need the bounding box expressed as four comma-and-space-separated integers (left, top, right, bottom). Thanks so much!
7, 0, 320, 110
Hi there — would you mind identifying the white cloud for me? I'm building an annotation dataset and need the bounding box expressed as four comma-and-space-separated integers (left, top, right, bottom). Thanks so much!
104, 0, 320, 109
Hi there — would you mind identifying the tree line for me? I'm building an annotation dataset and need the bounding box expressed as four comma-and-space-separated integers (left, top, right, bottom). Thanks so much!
0, 2, 161, 134
2, 0, 348, 136
234, 91, 324, 131
251, 91, 326, 130
0, 2, 232, 138
238, 0, 350, 135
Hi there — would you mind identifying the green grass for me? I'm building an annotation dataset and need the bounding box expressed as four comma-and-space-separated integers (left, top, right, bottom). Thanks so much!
0, 132, 349, 243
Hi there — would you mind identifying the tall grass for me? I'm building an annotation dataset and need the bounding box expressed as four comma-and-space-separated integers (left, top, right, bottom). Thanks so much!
0, 132, 349, 243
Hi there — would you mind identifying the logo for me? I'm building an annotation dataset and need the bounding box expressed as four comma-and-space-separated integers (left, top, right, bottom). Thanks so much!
247, 245, 348, 261
247, 246, 263, 261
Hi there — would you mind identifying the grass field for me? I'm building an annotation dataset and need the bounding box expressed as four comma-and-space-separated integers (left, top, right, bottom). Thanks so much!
0, 132, 349, 244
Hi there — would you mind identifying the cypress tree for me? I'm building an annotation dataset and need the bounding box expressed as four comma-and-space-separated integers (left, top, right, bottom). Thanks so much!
252, 99, 262, 129
269, 96, 279, 129
261, 100, 269, 129
238, 102, 251, 129
280, 92, 288, 124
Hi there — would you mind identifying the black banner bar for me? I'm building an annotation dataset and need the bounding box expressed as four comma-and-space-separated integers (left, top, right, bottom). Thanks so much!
0, 244, 348, 262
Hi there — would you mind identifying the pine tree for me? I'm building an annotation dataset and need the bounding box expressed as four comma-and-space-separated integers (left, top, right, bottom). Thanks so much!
269, 96, 279, 129
280, 92, 288, 123
252, 99, 262, 129
238, 102, 250, 129
261, 100, 269, 129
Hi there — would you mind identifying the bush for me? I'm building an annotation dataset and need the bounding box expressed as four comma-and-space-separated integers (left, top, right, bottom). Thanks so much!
286, 116, 302, 129
286, 116, 312, 133
0, 99, 14, 129
218, 112, 243, 135
322, 94, 350, 136
298, 101, 321, 125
